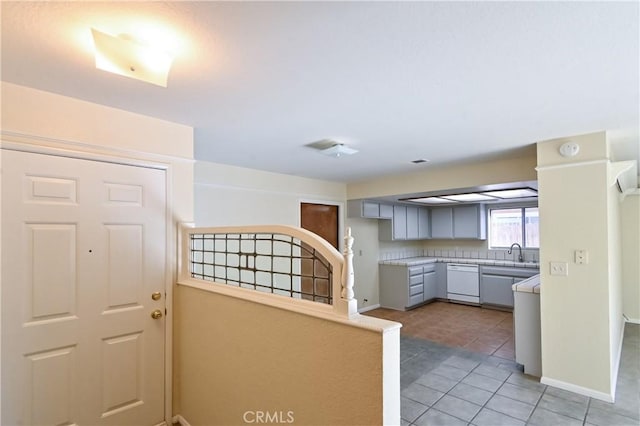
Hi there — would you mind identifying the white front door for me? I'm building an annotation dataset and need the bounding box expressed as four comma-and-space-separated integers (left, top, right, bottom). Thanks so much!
1, 150, 167, 425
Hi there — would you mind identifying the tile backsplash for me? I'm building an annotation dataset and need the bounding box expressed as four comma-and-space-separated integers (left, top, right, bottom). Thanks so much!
379, 247, 539, 263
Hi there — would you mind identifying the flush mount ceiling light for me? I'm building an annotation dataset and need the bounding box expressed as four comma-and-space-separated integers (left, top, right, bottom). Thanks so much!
320, 143, 358, 158
91, 28, 174, 87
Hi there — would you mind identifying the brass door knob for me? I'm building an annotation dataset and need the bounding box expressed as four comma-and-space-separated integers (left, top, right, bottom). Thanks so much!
151, 292, 162, 301
151, 309, 163, 319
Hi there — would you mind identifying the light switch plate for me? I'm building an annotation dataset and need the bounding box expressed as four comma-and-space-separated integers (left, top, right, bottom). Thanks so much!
575, 249, 588, 264
550, 261, 568, 276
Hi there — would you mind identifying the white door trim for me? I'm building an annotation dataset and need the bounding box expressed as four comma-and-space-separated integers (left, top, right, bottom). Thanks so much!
1, 134, 176, 424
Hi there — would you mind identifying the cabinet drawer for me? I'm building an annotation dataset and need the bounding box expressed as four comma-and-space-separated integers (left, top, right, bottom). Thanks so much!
409, 266, 423, 276
408, 294, 423, 307
409, 283, 424, 296
423, 263, 436, 273
410, 275, 423, 286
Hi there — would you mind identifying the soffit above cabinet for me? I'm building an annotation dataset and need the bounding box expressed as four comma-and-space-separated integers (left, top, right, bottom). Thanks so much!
370, 180, 538, 206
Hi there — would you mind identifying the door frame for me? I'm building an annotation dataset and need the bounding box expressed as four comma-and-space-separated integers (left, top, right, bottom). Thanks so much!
0, 133, 176, 425
298, 199, 344, 251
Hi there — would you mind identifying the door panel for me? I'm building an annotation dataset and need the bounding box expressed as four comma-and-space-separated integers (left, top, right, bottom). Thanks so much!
1, 149, 166, 426
300, 203, 339, 249
27, 345, 77, 425
28, 224, 77, 320
300, 203, 339, 302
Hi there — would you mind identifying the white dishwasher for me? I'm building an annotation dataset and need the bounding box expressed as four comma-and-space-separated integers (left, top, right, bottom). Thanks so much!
447, 264, 480, 304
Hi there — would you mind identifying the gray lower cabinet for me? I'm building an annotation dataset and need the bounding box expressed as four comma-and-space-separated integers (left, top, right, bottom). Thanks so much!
379, 263, 441, 310
481, 274, 515, 307
423, 270, 437, 301
480, 266, 539, 308
435, 263, 447, 298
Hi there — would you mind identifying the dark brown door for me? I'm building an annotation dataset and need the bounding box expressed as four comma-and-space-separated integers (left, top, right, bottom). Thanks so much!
300, 203, 339, 302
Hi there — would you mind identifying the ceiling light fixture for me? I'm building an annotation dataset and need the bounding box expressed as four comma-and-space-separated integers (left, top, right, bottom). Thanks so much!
91, 28, 174, 87
402, 187, 538, 204
319, 143, 358, 158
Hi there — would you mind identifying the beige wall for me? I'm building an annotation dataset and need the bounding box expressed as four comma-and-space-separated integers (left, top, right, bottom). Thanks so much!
345, 151, 538, 307
0, 82, 194, 225
347, 148, 537, 200
195, 160, 346, 226
621, 195, 640, 322
175, 284, 396, 425
537, 131, 624, 400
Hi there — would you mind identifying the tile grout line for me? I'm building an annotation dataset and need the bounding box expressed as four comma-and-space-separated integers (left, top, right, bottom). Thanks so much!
522, 378, 546, 425
583, 396, 592, 426
468, 370, 541, 426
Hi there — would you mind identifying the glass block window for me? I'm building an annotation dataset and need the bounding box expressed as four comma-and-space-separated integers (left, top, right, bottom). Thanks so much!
190, 233, 333, 304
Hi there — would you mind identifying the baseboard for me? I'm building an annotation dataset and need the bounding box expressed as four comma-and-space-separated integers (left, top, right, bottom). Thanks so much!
359, 303, 380, 313
624, 317, 640, 325
540, 376, 614, 403
609, 318, 627, 402
172, 414, 192, 426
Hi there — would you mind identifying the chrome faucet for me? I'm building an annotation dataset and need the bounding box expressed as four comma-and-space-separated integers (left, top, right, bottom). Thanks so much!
508, 243, 524, 262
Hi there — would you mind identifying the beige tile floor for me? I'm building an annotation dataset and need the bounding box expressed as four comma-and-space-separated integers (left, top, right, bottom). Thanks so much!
365, 301, 515, 360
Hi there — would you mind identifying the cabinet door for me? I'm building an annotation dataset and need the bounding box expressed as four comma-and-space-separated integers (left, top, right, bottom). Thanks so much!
406, 206, 419, 239
481, 274, 514, 307
393, 205, 407, 239
379, 204, 393, 219
453, 205, 479, 238
435, 263, 447, 298
423, 271, 437, 301
362, 201, 380, 218
431, 208, 453, 239
418, 207, 430, 239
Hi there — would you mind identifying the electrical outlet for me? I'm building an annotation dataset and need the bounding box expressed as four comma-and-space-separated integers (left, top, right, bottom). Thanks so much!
550, 261, 568, 276
575, 249, 588, 264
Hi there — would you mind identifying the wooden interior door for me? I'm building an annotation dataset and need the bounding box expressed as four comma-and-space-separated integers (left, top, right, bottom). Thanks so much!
300, 203, 339, 302
1, 150, 166, 425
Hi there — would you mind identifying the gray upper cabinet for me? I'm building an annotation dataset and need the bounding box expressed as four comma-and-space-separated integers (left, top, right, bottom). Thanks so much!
431, 205, 487, 240
430, 208, 454, 239
352, 199, 484, 241
453, 205, 487, 239
347, 200, 393, 219
379, 205, 430, 241
418, 207, 430, 239
393, 205, 407, 239
406, 206, 419, 237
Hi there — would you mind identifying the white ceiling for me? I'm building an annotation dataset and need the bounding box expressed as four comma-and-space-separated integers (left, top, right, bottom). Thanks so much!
2, 1, 638, 182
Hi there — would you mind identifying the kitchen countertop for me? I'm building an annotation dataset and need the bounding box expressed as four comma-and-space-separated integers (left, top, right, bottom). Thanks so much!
512, 274, 541, 294
379, 256, 540, 269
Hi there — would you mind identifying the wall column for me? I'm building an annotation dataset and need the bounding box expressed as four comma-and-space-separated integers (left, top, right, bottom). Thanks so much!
536, 131, 624, 402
